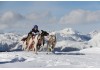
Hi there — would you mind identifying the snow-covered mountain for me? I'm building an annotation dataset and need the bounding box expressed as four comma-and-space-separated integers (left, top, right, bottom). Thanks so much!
0, 28, 100, 52
52, 28, 91, 52
0, 33, 22, 52
55, 28, 91, 42
88, 30, 99, 38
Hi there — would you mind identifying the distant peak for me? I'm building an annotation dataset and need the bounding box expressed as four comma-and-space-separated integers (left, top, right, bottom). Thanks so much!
60, 28, 79, 35
89, 30, 99, 37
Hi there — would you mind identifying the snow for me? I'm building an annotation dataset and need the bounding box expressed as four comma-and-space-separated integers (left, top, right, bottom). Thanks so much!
79, 47, 100, 54
0, 33, 22, 52
56, 40, 90, 50
89, 33, 100, 47
59, 28, 80, 35
0, 50, 100, 68
0, 28, 100, 68
55, 28, 91, 42
88, 30, 99, 38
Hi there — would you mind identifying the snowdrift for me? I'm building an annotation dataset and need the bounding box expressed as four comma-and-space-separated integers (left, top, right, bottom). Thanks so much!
89, 33, 100, 47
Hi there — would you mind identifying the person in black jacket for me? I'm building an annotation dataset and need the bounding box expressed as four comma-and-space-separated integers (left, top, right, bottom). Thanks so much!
28, 25, 40, 36
26, 25, 40, 45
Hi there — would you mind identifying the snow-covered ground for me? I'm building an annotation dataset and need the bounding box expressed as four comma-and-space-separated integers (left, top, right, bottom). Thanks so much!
0, 49, 100, 68
0, 28, 100, 68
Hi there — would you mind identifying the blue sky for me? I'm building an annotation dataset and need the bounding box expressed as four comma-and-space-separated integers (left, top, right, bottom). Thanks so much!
0, 1, 100, 34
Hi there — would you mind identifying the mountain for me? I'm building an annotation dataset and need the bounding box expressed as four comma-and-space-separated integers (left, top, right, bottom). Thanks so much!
0, 33, 22, 52
88, 30, 99, 38
0, 28, 96, 52
55, 28, 91, 42
52, 28, 91, 51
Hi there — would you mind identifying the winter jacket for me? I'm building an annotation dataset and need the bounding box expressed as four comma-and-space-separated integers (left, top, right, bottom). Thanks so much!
28, 28, 40, 36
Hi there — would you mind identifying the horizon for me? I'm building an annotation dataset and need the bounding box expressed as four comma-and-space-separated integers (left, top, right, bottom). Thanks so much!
0, 1, 100, 35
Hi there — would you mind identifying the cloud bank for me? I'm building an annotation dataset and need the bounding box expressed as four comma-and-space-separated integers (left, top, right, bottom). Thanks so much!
60, 9, 100, 24
0, 9, 100, 31
0, 11, 58, 31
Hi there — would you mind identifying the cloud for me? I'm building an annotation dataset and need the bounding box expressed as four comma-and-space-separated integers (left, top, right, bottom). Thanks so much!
26, 11, 58, 24
1, 9, 100, 31
0, 11, 24, 24
60, 9, 100, 24
0, 11, 58, 31
0, 11, 25, 30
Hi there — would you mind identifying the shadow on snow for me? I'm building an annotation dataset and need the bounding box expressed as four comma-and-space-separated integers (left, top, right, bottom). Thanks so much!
52, 47, 85, 55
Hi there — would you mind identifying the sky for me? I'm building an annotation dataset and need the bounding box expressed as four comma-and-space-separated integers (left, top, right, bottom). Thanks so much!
0, 1, 100, 34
